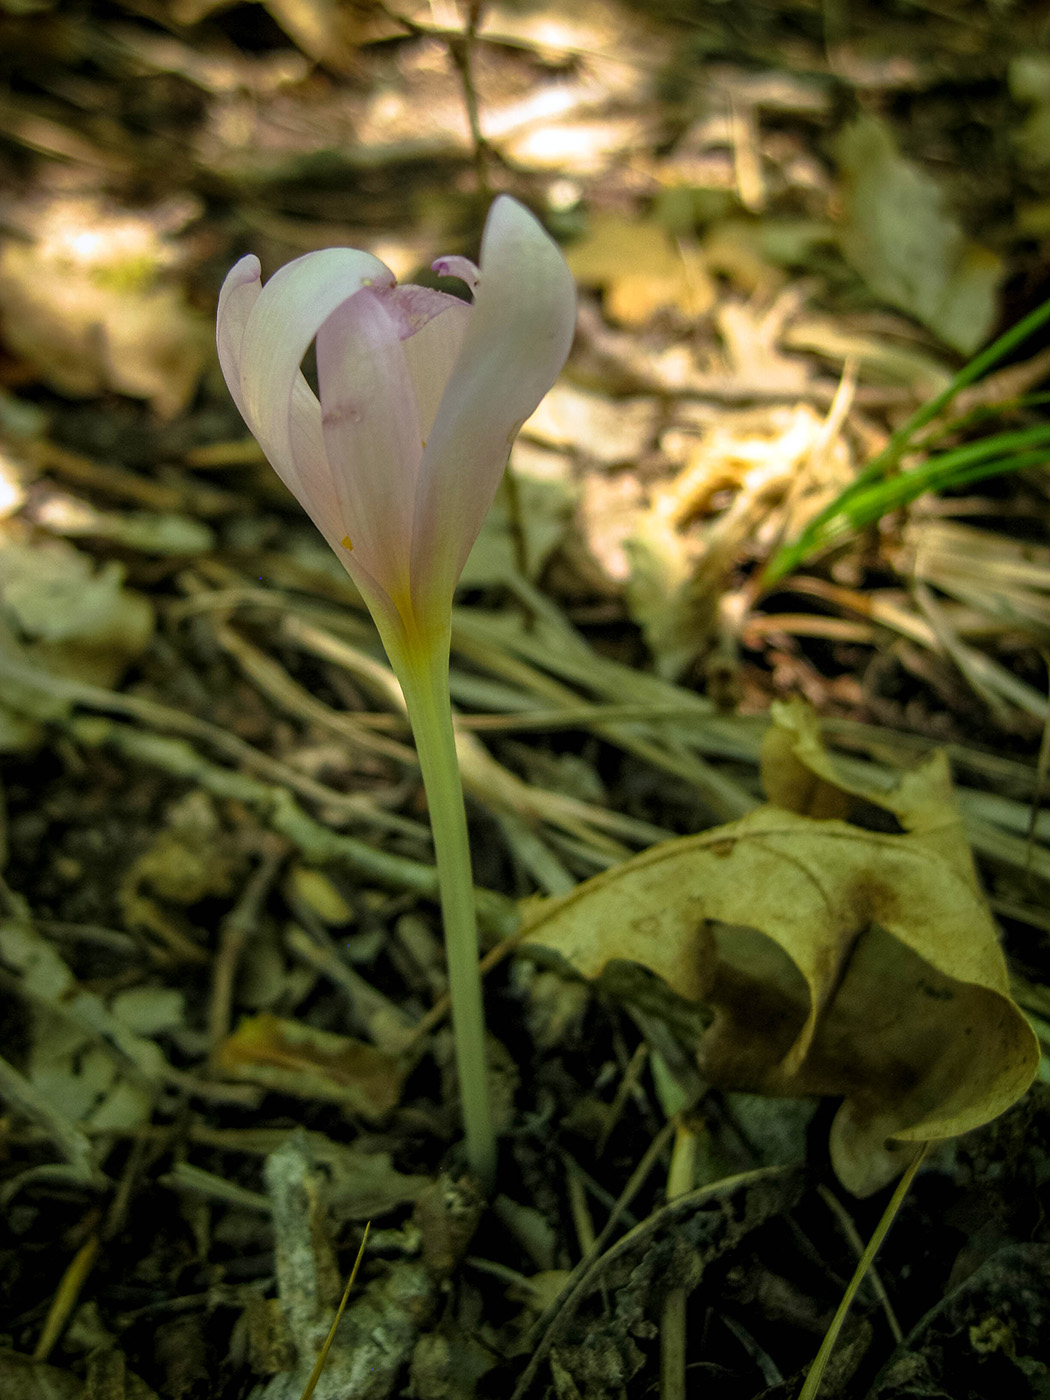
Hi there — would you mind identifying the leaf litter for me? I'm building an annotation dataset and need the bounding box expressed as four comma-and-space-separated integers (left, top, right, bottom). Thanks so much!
521, 699, 1039, 1197
1, 0, 1050, 1397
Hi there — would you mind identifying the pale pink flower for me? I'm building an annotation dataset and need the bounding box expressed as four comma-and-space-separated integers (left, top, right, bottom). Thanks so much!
216, 197, 576, 654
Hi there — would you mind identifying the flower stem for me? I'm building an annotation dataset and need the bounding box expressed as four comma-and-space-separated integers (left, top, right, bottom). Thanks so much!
394, 633, 496, 1191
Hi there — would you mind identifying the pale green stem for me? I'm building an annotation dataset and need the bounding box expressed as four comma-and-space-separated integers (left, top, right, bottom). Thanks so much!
392, 630, 496, 1191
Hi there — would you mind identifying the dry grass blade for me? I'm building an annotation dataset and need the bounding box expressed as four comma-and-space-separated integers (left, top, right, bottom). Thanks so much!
298, 1222, 372, 1400
904, 517, 1050, 638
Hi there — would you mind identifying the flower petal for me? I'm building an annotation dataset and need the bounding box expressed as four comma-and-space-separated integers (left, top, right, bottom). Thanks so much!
400, 297, 471, 441
216, 254, 261, 422
315, 288, 424, 605
216, 253, 337, 547
411, 197, 576, 613
238, 246, 393, 489
431, 254, 480, 293
383, 283, 467, 339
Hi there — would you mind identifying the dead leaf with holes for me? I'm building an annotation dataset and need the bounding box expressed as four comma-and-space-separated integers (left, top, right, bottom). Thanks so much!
521, 699, 1039, 1194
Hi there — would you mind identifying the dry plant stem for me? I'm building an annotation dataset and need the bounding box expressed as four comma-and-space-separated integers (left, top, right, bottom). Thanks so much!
817, 1184, 902, 1344
0, 1051, 96, 1182
299, 1222, 372, 1400
0, 650, 399, 830
58, 712, 518, 934
394, 630, 496, 1192
406, 920, 530, 1046
208, 844, 285, 1071
449, 0, 491, 194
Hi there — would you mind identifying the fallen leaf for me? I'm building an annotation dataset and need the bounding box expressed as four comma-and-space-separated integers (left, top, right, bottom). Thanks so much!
566, 213, 715, 325
285, 864, 353, 925
703, 215, 834, 295
524, 383, 657, 466
522, 699, 1039, 1194
0, 200, 210, 418
1010, 54, 1050, 168
262, 0, 362, 72
0, 1350, 84, 1400
219, 1012, 405, 1120
835, 115, 1002, 355
2, 920, 172, 1134
119, 791, 244, 959
0, 534, 154, 695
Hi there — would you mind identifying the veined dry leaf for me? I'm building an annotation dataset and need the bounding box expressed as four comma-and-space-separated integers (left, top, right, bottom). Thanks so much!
521, 699, 1038, 1194
219, 1012, 404, 1120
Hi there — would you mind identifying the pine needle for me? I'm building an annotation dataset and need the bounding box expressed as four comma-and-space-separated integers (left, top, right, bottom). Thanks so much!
297, 1222, 371, 1400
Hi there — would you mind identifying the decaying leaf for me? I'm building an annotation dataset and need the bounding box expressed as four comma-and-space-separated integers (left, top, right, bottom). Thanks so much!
0, 1350, 84, 1400
521, 699, 1039, 1194
0, 198, 210, 418
1, 919, 174, 1135
219, 1012, 405, 1120
566, 213, 715, 326
835, 115, 1002, 355
0, 249, 209, 419
117, 791, 245, 961
0, 534, 153, 698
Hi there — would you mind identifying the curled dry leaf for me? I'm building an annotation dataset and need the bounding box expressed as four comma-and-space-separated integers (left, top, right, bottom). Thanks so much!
521, 699, 1039, 1194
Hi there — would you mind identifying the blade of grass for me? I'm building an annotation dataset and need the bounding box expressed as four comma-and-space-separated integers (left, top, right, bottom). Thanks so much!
807, 429, 1050, 547
767, 294, 1050, 581
798, 1148, 925, 1400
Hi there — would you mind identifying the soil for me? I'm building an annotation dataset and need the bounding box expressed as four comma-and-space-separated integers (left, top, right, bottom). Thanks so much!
1, 2, 1049, 1398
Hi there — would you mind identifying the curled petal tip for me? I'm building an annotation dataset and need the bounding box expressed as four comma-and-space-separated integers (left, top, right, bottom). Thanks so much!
432, 255, 480, 293
225, 253, 261, 287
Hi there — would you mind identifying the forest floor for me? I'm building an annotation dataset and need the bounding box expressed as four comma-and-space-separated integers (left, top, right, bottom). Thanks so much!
1, 2, 1050, 1397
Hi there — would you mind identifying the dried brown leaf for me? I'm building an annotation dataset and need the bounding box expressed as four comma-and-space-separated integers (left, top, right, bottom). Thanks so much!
566, 214, 715, 326
522, 700, 1039, 1194
219, 1012, 404, 1121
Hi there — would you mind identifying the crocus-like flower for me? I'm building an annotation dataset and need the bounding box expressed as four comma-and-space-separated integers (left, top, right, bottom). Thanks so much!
217, 197, 575, 1189
216, 196, 576, 660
